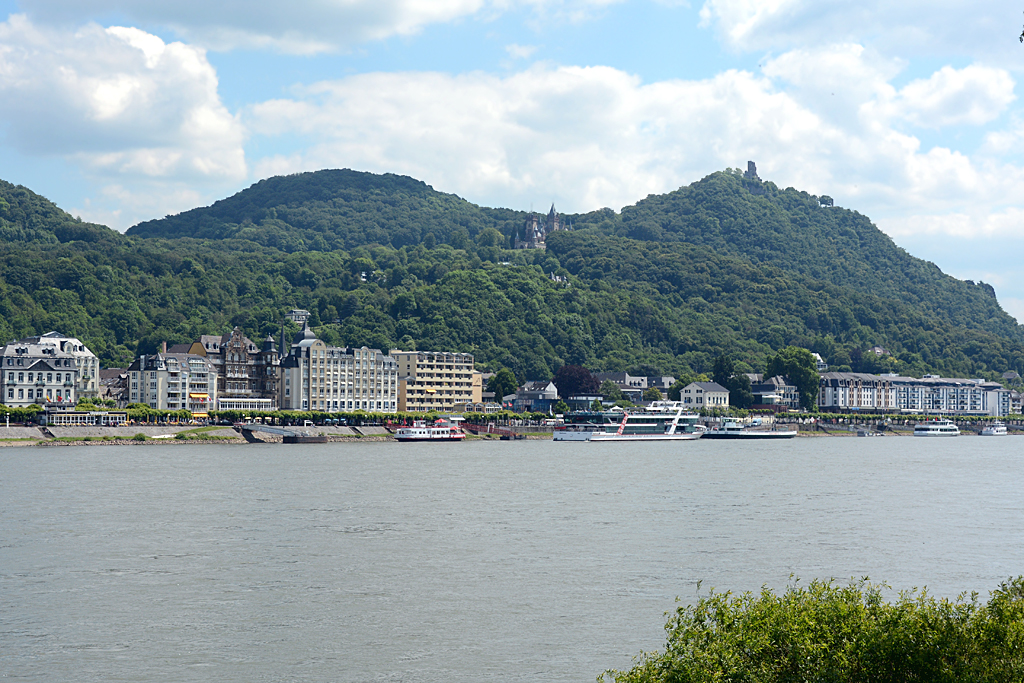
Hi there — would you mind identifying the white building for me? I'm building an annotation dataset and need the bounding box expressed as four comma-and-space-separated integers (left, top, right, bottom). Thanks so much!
278, 324, 398, 413
1, 335, 80, 408
18, 332, 100, 398
818, 371, 1008, 416
679, 381, 730, 410
126, 352, 218, 416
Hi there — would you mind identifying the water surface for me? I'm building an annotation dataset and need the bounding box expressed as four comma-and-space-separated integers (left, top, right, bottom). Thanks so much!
3, 436, 1022, 681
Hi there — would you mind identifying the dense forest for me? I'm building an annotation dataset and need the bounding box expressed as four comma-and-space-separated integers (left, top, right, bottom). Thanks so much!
1, 170, 1022, 383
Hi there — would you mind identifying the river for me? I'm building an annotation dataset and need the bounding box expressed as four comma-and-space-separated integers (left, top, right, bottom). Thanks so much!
3, 436, 1023, 681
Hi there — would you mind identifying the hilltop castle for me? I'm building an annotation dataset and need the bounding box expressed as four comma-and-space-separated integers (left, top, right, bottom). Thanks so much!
515, 204, 568, 249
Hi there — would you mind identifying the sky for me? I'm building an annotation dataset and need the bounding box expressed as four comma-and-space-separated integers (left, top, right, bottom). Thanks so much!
1, 1, 1023, 321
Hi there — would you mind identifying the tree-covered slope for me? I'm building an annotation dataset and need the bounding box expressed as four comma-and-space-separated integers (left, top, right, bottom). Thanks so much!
0, 180, 124, 246
2, 171, 1023, 383
607, 170, 1020, 340
127, 169, 524, 251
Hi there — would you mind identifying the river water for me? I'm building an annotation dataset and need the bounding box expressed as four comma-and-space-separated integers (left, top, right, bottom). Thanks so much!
3, 436, 1023, 682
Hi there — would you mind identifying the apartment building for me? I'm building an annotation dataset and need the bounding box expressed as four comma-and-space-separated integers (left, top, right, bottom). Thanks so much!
818, 371, 1009, 416
126, 352, 218, 415
1, 335, 80, 408
19, 332, 100, 398
278, 324, 398, 412
393, 350, 482, 412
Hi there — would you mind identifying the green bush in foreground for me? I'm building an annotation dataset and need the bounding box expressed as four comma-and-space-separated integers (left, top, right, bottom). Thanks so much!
603, 578, 1024, 683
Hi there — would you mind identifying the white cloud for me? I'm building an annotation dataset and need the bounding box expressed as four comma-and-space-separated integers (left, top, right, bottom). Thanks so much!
247, 64, 821, 212
698, 0, 1019, 62
16, 0, 625, 54
506, 43, 539, 59
242, 53, 1024, 225
0, 15, 245, 183
69, 183, 210, 231
881, 208, 1024, 239
893, 65, 1015, 129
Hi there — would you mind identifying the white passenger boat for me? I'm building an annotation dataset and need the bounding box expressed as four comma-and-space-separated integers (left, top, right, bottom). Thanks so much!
552, 408, 702, 442
913, 419, 960, 437
700, 419, 798, 440
980, 421, 1008, 436
394, 417, 467, 442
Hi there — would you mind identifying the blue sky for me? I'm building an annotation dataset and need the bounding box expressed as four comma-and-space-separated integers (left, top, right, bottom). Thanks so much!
1, 0, 1023, 322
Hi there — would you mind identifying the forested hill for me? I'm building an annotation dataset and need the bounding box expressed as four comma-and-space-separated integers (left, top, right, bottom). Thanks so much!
605, 170, 1020, 341
0, 180, 123, 246
128, 168, 1021, 344
127, 169, 526, 251
1, 171, 1022, 382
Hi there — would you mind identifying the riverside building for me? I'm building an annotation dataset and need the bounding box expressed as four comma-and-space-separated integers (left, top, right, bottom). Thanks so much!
126, 352, 218, 416
817, 371, 1010, 416
277, 324, 399, 413
18, 332, 100, 399
393, 350, 482, 412
1, 334, 81, 408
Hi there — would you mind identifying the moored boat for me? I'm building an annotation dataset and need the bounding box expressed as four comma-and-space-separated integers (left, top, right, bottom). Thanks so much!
700, 419, 798, 440
394, 416, 467, 442
553, 407, 702, 442
913, 419, 960, 437
980, 421, 1008, 436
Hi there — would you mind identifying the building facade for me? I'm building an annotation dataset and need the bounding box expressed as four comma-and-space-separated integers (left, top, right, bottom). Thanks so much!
393, 350, 481, 412
1, 336, 80, 408
18, 332, 100, 398
748, 374, 801, 410
679, 381, 730, 410
126, 352, 218, 415
196, 328, 280, 411
818, 371, 1008, 416
279, 325, 399, 412
511, 381, 558, 413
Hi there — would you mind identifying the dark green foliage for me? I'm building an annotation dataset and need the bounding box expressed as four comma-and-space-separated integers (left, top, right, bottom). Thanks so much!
724, 373, 753, 409
765, 346, 821, 409
600, 380, 625, 402
127, 169, 529, 251
0, 171, 1022, 386
487, 368, 518, 400
612, 171, 1021, 342
604, 577, 1024, 683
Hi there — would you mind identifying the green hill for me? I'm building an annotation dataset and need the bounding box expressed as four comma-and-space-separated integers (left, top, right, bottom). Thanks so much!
605, 170, 1019, 341
0, 170, 1021, 382
127, 169, 525, 251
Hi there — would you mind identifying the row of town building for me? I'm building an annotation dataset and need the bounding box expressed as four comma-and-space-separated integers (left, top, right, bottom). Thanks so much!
3, 328, 1021, 417
1, 324, 483, 415
118, 325, 485, 415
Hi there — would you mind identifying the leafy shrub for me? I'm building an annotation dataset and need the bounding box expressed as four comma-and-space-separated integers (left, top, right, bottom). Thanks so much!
603, 577, 1024, 683
132, 433, 147, 441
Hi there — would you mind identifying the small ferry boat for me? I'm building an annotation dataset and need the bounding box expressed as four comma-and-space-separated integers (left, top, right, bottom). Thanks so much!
394, 417, 467, 442
980, 421, 1008, 436
913, 419, 960, 437
701, 419, 798, 440
553, 407, 702, 442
